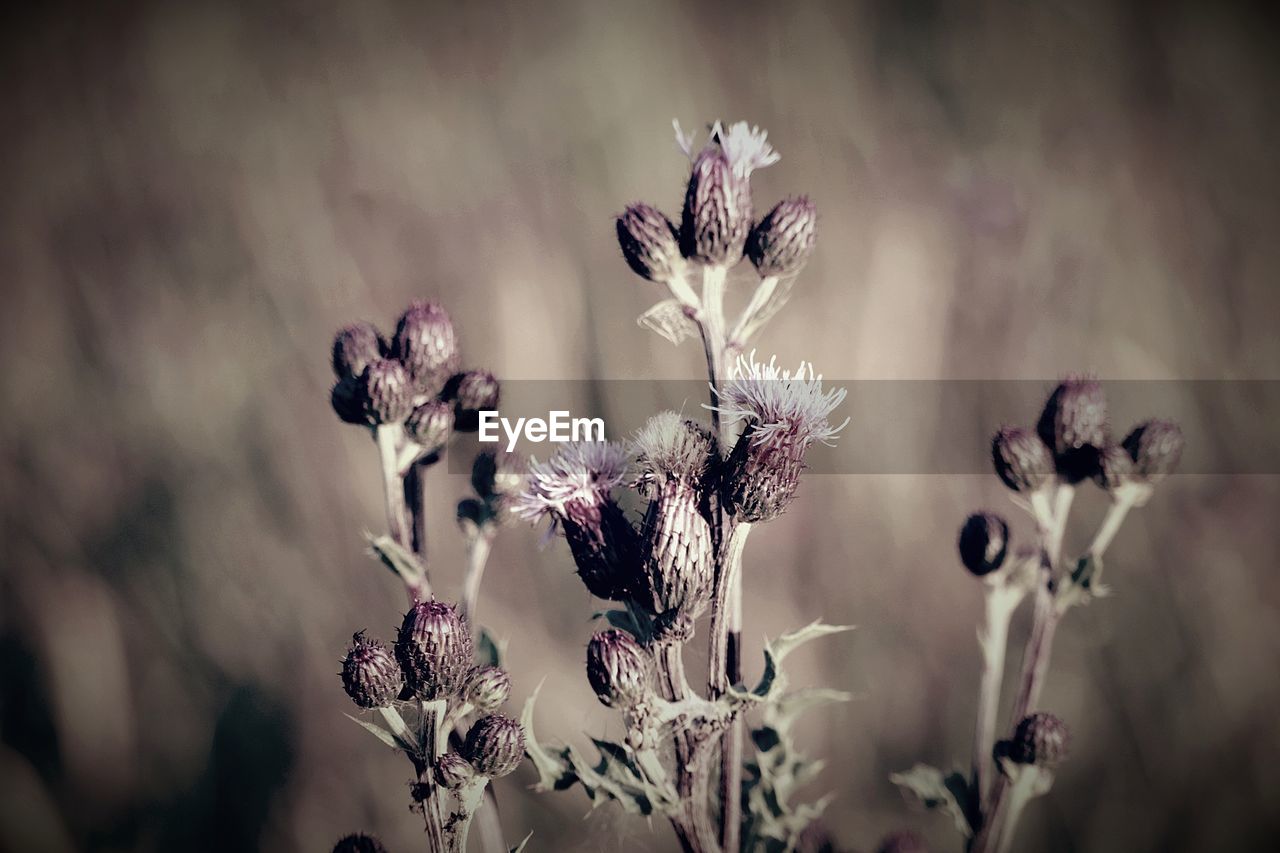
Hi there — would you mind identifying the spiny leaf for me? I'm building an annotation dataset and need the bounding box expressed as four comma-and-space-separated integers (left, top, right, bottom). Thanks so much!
638, 299, 698, 345
509, 832, 533, 853
520, 683, 576, 791
367, 534, 427, 586
890, 763, 975, 838
344, 713, 415, 753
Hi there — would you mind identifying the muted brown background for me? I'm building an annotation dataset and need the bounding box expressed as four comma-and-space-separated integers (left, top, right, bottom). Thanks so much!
2, 0, 1279, 851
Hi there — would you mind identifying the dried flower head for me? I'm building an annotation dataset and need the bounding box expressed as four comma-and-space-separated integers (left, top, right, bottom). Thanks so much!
958, 512, 1011, 577
462, 714, 525, 778
586, 629, 652, 708
395, 600, 474, 700
876, 831, 928, 853
332, 833, 388, 853
747, 196, 817, 277
451, 369, 501, 432
332, 322, 386, 380
617, 203, 684, 284
1006, 712, 1070, 768
1036, 378, 1110, 483
330, 376, 368, 425
632, 412, 716, 495
405, 399, 453, 455
516, 442, 642, 600
464, 665, 512, 713
1094, 444, 1134, 492
340, 632, 404, 709
1122, 419, 1184, 483
434, 752, 474, 790
675, 120, 776, 265
359, 359, 414, 426
716, 353, 848, 522
392, 300, 460, 395
991, 426, 1055, 493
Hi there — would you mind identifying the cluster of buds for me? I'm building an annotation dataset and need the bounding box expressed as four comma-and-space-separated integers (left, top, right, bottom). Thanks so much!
617, 121, 817, 353
338, 600, 524, 827
992, 378, 1185, 504
328, 301, 500, 454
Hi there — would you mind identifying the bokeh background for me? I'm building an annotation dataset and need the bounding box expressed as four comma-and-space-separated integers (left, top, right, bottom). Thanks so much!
3, 0, 1279, 850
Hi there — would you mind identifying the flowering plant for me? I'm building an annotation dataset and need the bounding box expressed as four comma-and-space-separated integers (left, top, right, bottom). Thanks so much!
519, 120, 851, 853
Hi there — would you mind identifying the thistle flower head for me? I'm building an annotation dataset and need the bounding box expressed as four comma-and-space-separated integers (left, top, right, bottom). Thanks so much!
340, 632, 404, 709
675, 119, 781, 180
641, 478, 714, 617
958, 512, 1010, 577
331, 322, 386, 380
332, 833, 388, 853
359, 358, 414, 426
1006, 712, 1071, 768
405, 399, 453, 454
450, 369, 501, 432
462, 714, 525, 778
586, 629, 652, 708
392, 300, 460, 395
1094, 444, 1135, 492
1036, 378, 1110, 483
434, 752, 474, 790
464, 665, 512, 713
747, 196, 817, 277
617, 203, 683, 284
1122, 419, 1184, 483
514, 441, 631, 522
395, 600, 473, 700
992, 426, 1055, 493
632, 412, 715, 494
715, 352, 849, 451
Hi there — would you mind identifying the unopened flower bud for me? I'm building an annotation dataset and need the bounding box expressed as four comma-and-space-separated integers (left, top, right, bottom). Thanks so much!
434, 752, 474, 790
680, 147, 752, 264
405, 399, 453, 455
340, 632, 404, 709
1093, 444, 1134, 492
876, 831, 928, 853
462, 714, 525, 778
330, 376, 367, 425
450, 370, 500, 432
332, 833, 388, 853
991, 426, 1055, 493
1036, 379, 1110, 483
747, 196, 816, 277
1007, 712, 1070, 768
395, 600, 473, 700
641, 481, 713, 617
958, 512, 1010, 577
465, 665, 512, 713
393, 301, 460, 395
618, 203, 684, 284
332, 322, 386, 380
360, 359, 414, 425
1122, 419, 1184, 483
586, 629, 652, 708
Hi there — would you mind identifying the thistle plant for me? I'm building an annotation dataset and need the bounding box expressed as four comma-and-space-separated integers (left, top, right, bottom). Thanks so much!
325, 301, 530, 853
891, 379, 1185, 853
520, 120, 850, 852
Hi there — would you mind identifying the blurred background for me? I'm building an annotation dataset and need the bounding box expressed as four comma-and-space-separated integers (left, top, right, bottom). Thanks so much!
2, 0, 1279, 850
